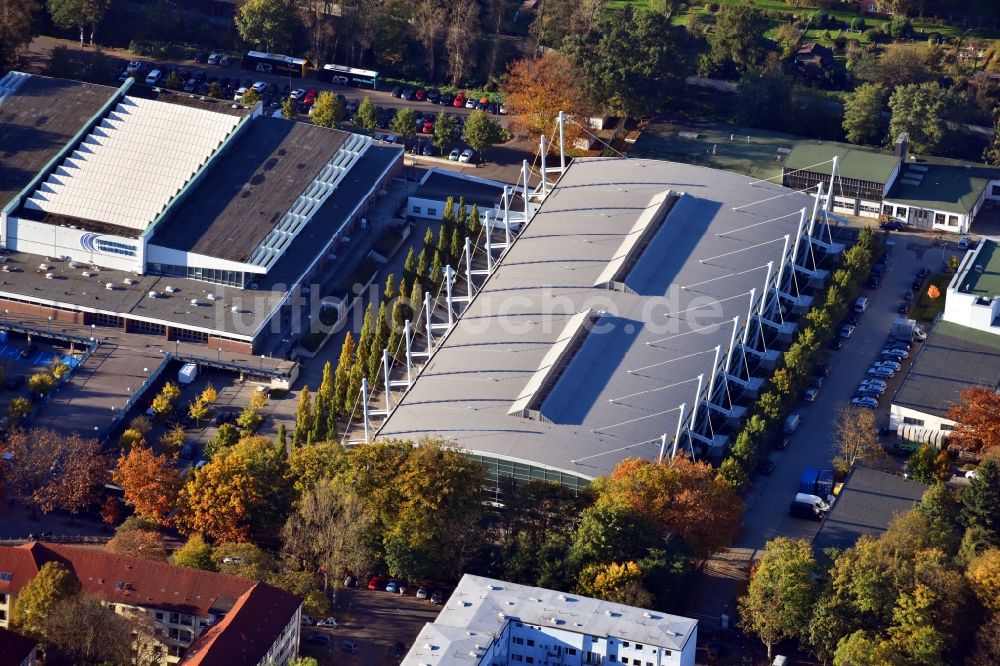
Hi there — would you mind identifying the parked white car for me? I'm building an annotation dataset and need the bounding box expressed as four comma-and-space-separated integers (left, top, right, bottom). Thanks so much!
458, 148, 474, 163
851, 396, 878, 409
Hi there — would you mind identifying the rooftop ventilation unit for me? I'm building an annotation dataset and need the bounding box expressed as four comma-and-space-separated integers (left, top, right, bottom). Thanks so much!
105, 282, 114, 290
230, 306, 240, 313
164, 285, 175, 293
38, 263, 49, 270
123, 278, 135, 285
148, 290, 158, 299
44, 273, 54, 280
191, 298, 200, 306
81, 271, 92, 277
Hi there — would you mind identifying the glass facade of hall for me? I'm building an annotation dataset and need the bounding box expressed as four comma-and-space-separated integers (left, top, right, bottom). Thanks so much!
465, 453, 591, 499
148, 263, 247, 288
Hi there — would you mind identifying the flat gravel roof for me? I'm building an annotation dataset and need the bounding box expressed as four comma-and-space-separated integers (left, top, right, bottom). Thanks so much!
377, 157, 815, 479
0, 76, 117, 207
150, 118, 349, 263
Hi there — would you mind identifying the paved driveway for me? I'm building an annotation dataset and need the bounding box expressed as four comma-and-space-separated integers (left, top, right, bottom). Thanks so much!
684, 230, 950, 625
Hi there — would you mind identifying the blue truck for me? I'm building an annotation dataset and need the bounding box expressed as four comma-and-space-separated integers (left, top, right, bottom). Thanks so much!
799, 467, 835, 499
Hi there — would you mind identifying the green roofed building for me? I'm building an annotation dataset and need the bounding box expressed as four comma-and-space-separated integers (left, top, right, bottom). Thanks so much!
782, 134, 1000, 234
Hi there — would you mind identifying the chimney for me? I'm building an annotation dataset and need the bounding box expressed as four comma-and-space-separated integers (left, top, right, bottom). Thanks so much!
893, 132, 909, 160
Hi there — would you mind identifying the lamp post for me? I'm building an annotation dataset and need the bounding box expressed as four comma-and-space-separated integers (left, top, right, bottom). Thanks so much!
47, 316, 52, 332
218, 347, 223, 362
260, 355, 265, 370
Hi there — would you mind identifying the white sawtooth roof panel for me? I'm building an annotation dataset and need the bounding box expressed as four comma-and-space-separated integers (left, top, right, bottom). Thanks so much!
25, 95, 239, 231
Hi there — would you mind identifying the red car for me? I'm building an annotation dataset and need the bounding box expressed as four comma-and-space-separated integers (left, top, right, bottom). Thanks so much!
453, 93, 466, 108
421, 121, 433, 134
414, 87, 426, 101
367, 575, 382, 590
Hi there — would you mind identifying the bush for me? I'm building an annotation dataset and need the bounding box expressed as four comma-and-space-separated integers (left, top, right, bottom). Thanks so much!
851, 17, 865, 31
888, 16, 912, 39
707, 2, 720, 11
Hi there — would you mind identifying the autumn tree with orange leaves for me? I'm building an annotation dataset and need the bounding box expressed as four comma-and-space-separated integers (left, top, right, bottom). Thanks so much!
948, 386, 1000, 454
502, 51, 593, 143
175, 436, 289, 542
112, 447, 182, 526
592, 456, 744, 557
4, 428, 109, 515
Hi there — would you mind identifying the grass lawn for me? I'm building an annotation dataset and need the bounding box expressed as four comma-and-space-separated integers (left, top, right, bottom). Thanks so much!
631, 119, 806, 180
910, 273, 951, 322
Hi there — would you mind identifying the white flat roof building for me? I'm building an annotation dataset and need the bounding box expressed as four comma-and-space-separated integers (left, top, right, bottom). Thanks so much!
402, 575, 697, 666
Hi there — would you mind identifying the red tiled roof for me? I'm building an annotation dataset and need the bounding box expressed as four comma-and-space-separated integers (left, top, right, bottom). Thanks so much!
181, 582, 301, 666
0, 626, 37, 666
0, 542, 254, 616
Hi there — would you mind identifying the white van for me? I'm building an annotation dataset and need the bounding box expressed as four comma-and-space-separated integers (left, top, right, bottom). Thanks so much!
144, 69, 161, 85
854, 296, 869, 313
783, 412, 801, 434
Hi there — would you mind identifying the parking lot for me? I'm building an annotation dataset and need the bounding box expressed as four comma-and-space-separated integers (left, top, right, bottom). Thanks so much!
0, 332, 85, 426
300, 586, 442, 666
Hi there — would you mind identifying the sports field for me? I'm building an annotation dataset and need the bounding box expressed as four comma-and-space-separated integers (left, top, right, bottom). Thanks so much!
630, 120, 807, 181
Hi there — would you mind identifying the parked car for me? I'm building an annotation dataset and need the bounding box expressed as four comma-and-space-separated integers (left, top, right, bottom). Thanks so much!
391, 642, 407, 658
344, 575, 356, 587
829, 336, 845, 350
251, 81, 267, 94
465, 97, 477, 109
459, 148, 474, 163
301, 615, 315, 626
416, 586, 430, 600
341, 640, 359, 654
421, 143, 434, 156
306, 633, 331, 645
850, 396, 878, 409
233, 86, 248, 101
814, 362, 832, 378
839, 324, 856, 338
873, 360, 901, 372
367, 575, 383, 590
422, 121, 433, 134
867, 367, 895, 379
439, 92, 454, 106
881, 348, 909, 359
401, 87, 415, 100
448, 148, 460, 161
859, 379, 887, 390
918, 267, 931, 279
774, 436, 791, 450
391, 85, 403, 98
317, 617, 338, 627
289, 88, 305, 100
879, 220, 903, 231
759, 459, 776, 475
385, 579, 401, 593
426, 88, 440, 103
898, 302, 911, 314
207, 52, 221, 64
803, 388, 820, 402
809, 376, 825, 390
453, 93, 466, 107
414, 87, 426, 101
431, 590, 445, 604
958, 236, 970, 250
856, 389, 882, 400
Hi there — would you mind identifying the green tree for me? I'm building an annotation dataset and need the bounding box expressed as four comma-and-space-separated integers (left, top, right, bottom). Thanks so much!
311, 91, 344, 128
833, 405, 884, 474
844, 83, 888, 145
205, 422, 240, 458
332, 331, 355, 417
234, 0, 299, 52
888, 82, 946, 155
1, 0, 38, 69
292, 386, 313, 448
354, 96, 378, 131
906, 444, 951, 484
734, 69, 793, 131
211, 542, 277, 580
287, 440, 344, 495
462, 110, 504, 163
368, 301, 389, 388
280, 96, 296, 120
983, 107, 1000, 166
569, 504, 660, 567
391, 107, 417, 141
961, 458, 1000, 550
172, 534, 215, 570
8, 396, 31, 422
915, 483, 963, 557
27, 372, 55, 395
311, 361, 334, 443
47, 0, 110, 45
11, 561, 80, 637
433, 111, 456, 153
700, 3, 769, 77
188, 398, 209, 427
585, 7, 682, 117
739, 538, 817, 660
205, 80, 222, 98
236, 404, 263, 435
242, 87, 261, 106
403, 247, 417, 281
164, 70, 183, 90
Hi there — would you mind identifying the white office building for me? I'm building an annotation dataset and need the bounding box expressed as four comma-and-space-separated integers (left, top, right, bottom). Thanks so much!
402, 575, 697, 666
